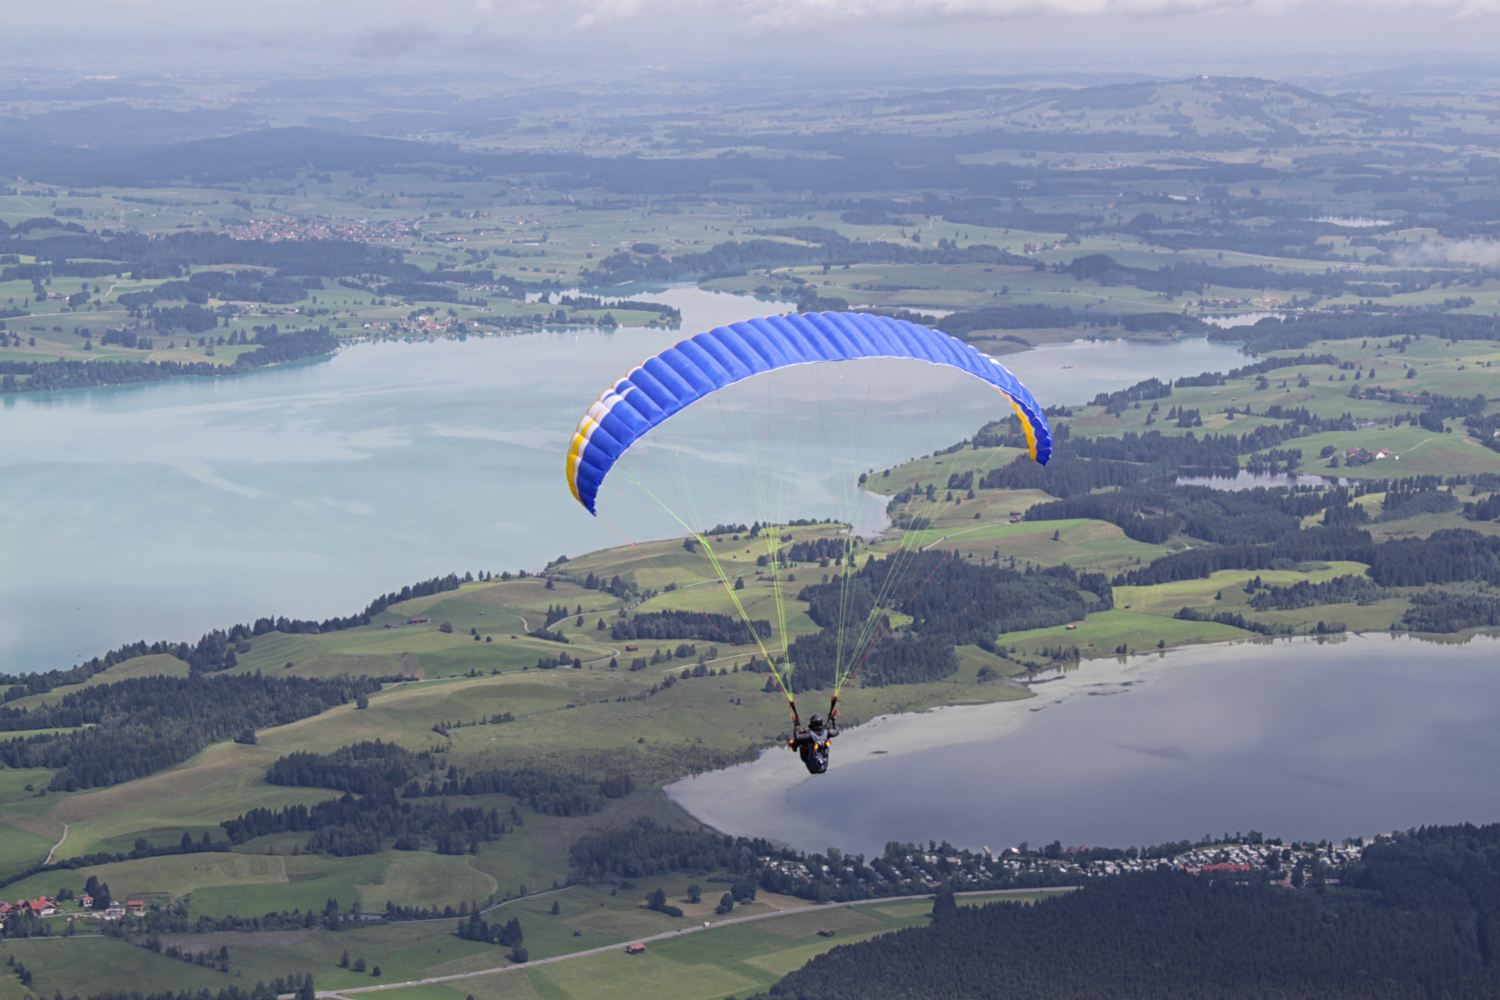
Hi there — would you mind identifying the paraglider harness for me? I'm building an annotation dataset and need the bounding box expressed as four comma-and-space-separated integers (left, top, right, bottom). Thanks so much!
787, 697, 840, 775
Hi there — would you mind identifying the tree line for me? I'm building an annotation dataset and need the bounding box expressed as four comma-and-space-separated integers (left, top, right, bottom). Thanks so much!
118, 271, 315, 308
1025, 483, 1343, 545
0, 831, 232, 896
779, 555, 1111, 692
1113, 526, 1500, 591
762, 825, 1500, 1000
220, 793, 505, 857
1217, 311, 1500, 353
1401, 591, 1500, 632
579, 233, 1035, 286
0, 673, 379, 790
263, 740, 636, 820
612, 610, 770, 646
1246, 574, 1386, 611
8, 224, 412, 278
0, 328, 338, 394
1, 572, 462, 706
36, 977, 316, 1000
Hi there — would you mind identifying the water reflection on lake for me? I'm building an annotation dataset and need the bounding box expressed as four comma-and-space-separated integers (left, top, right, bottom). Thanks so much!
1177, 471, 1350, 490
667, 635, 1500, 855
0, 289, 1244, 671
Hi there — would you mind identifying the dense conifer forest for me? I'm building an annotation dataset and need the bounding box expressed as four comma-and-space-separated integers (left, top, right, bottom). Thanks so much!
0, 674, 379, 790
761, 824, 1500, 1000
610, 610, 770, 645
228, 739, 639, 855
1400, 591, 1500, 631
782, 554, 1112, 692
220, 793, 505, 857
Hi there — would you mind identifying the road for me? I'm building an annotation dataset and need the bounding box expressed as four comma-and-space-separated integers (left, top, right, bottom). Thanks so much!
303, 887, 1077, 998
43, 822, 68, 865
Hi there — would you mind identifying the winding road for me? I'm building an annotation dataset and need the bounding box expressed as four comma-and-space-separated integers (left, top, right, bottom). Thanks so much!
304, 887, 1077, 998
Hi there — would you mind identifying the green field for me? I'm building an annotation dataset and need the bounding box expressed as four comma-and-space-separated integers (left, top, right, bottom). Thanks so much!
0, 887, 1055, 1000
6, 247, 1499, 999
1, 353, 1474, 923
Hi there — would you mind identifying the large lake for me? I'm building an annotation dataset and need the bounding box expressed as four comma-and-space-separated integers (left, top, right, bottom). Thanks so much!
0, 286, 1243, 672
667, 634, 1500, 855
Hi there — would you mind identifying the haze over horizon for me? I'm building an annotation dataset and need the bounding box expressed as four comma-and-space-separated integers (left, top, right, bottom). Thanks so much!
9, 0, 1500, 89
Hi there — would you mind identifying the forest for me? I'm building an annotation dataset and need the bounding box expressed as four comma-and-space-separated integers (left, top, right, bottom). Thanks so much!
1024, 483, 1334, 545
578, 233, 1035, 286
0, 327, 338, 393
1246, 574, 1386, 610
610, 610, 770, 646
219, 792, 505, 857
762, 824, 1500, 1000
258, 739, 636, 827
1400, 591, 1500, 631
0, 674, 379, 790
2, 224, 410, 278
781, 554, 1112, 692
799, 552, 1112, 640
1215, 312, 1500, 353
1110, 525, 1500, 589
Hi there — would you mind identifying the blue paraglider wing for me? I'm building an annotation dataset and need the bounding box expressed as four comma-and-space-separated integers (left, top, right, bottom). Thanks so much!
566, 312, 1051, 514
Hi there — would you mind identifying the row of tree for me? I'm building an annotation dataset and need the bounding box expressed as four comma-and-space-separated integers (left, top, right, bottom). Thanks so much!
219, 793, 505, 857
611, 610, 770, 646
264, 740, 635, 818
1401, 591, 1500, 632
0, 328, 338, 394
1113, 527, 1500, 591
0, 674, 379, 790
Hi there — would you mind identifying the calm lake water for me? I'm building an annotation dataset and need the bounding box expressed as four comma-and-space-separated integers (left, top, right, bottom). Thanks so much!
668, 634, 1500, 855
1176, 471, 1350, 490
0, 287, 1244, 672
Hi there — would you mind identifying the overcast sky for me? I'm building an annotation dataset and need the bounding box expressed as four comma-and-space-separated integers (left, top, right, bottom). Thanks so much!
9, 0, 1500, 84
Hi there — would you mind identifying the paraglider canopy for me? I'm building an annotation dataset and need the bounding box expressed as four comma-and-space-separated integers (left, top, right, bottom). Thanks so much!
566, 312, 1051, 516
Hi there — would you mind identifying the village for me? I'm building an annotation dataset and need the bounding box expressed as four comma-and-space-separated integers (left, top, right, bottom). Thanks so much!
758, 837, 1367, 899
218, 215, 418, 243
0, 838, 1368, 938
0, 894, 143, 923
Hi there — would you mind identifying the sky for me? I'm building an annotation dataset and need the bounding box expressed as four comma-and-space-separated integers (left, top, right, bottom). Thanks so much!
10, 0, 1500, 83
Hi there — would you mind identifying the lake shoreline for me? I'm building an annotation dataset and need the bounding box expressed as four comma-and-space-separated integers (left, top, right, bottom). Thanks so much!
0, 298, 1248, 673
663, 636, 1251, 844
664, 632, 1499, 853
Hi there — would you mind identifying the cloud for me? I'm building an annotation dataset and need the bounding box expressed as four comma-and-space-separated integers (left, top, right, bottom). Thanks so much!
455, 24, 523, 52
350, 22, 441, 58
567, 0, 1500, 33
346, 21, 517, 58
1395, 238, 1500, 266
568, 0, 1266, 34
195, 29, 300, 52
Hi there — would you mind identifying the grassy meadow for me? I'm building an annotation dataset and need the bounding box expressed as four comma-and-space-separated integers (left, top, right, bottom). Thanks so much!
3, 324, 1493, 926
0, 888, 1056, 1000
1, 313, 1497, 996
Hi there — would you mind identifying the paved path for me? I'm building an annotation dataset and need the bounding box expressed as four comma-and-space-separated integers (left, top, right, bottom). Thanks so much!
302, 887, 1077, 998
43, 822, 68, 865
921, 522, 996, 551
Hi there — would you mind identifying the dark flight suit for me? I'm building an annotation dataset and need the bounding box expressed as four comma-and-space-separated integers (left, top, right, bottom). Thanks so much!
789, 720, 839, 774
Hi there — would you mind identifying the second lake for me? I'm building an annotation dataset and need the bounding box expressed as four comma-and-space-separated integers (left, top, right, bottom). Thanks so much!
667, 634, 1500, 855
